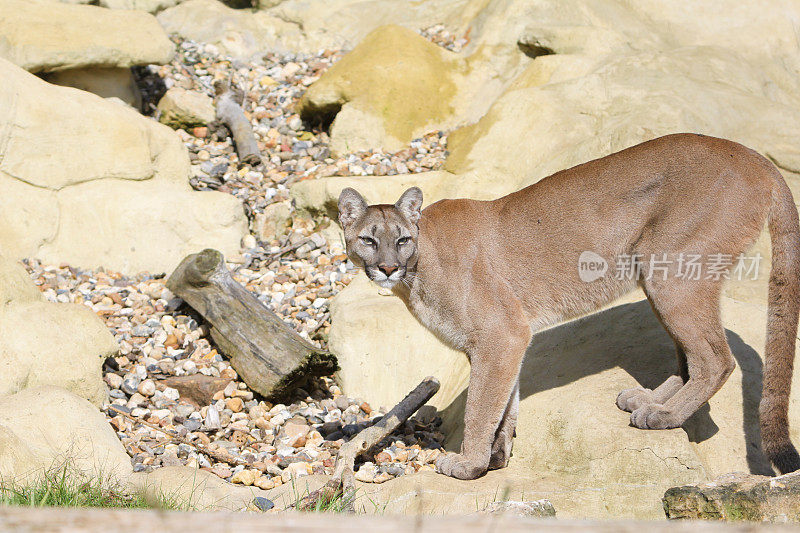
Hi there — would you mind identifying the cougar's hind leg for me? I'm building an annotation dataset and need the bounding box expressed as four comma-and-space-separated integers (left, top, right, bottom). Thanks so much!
629, 279, 735, 429
489, 379, 519, 469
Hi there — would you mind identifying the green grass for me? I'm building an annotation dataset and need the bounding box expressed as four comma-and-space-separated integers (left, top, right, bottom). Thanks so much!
0, 463, 186, 510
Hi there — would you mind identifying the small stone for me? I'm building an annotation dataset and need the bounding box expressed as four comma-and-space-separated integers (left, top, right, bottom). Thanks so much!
254, 476, 275, 490
121, 375, 140, 396
354, 462, 376, 483
251, 496, 275, 512
226, 397, 244, 413
373, 472, 392, 484
204, 405, 221, 429
281, 462, 310, 482
138, 379, 156, 397
105, 373, 123, 389
231, 469, 257, 486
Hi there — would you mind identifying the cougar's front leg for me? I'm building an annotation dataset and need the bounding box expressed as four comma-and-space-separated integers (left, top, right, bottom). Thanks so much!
436, 321, 530, 480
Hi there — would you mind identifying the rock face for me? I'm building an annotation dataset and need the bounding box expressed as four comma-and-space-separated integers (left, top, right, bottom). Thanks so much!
0, 0, 174, 72
292, 0, 800, 209
0, 387, 132, 482
663, 471, 800, 521
0, 58, 247, 273
0, 255, 117, 406
329, 273, 800, 518
157, 88, 216, 129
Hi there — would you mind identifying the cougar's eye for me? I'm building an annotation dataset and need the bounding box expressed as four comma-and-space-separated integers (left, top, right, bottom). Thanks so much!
396, 236, 410, 247
359, 236, 377, 247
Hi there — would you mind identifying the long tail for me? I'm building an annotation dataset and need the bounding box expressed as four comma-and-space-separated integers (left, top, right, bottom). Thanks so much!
761, 171, 800, 474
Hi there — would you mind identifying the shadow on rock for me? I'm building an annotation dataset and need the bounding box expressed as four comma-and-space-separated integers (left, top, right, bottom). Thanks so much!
440, 299, 773, 475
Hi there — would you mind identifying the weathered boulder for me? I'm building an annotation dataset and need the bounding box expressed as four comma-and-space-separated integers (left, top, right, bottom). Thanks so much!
330, 274, 468, 413
0, 387, 132, 483
130, 466, 271, 511
253, 200, 293, 242
663, 471, 800, 521
0, 58, 247, 273
157, 88, 216, 129
158, 0, 473, 59
483, 500, 556, 518
298, 25, 459, 155
157, 0, 306, 59
264, 0, 475, 51
0, 255, 117, 406
99, 0, 183, 12
0, 0, 174, 72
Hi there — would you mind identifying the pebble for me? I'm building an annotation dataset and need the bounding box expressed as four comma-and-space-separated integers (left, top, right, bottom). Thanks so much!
231, 469, 257, 486
251, 496, 275, 512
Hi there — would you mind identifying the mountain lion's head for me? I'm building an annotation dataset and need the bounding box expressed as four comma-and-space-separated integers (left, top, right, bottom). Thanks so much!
338, 187, 423, 289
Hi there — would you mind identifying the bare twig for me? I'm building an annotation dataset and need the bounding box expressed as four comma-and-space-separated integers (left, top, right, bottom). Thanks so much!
214, 80, 261, 166
296, 376, 440, 511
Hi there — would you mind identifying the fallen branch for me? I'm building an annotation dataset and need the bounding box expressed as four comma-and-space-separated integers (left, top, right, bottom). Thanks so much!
214, 80, 261, 166
297, 376, 440, 511
167, 249, 339, 399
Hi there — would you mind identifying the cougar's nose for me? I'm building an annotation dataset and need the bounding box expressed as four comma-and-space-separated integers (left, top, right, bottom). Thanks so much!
378, 264, 399, 276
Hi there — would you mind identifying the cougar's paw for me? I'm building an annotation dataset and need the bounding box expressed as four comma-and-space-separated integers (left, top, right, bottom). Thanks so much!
435, 453, 487, 480
616, 387, 654, 413
630, 404, 680, 430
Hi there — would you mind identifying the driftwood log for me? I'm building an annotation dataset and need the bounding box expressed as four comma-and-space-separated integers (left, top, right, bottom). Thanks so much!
298, 376, 441, 511
166, 248, 338, 398
214, 81, 261, 166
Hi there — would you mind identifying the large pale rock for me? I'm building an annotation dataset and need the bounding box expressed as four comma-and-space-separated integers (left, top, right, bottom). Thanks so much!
157, 0, 307, 59
663, 471, 800, 521
158, 0, 475, 59
265, 0, 476, 51
130, 466, 271, 511
0, 387, 132, 483
0, 0, 174, 72
0, 58, 247, 273
99, 0, 183, 12
298, 25, 459, 155
157, 88, 216, 129
0, 255, 117, 406
330, 274, 468, 412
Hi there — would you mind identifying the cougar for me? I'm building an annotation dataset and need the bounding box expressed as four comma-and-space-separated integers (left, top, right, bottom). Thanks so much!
337, 133, 800, 480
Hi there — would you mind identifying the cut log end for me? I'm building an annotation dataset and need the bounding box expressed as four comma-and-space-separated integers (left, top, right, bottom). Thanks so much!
267, 350, 340, 400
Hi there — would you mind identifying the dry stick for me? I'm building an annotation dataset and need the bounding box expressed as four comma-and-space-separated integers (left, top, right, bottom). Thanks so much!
107, 405, 266, 474
214, 81, 261, 166
297, 376, 441, 511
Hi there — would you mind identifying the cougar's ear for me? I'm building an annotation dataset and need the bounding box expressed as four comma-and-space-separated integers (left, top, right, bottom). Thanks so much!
395, 187, 423, 224
338, 188, 368, 228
